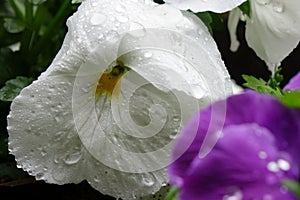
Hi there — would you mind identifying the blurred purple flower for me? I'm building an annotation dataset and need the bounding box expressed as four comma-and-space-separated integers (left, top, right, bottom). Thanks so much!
284, 71, 300, 91
168, 90, 300, 200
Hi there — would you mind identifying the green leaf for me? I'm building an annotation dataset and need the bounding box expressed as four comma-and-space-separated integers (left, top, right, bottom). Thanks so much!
164, 186, 179, 200
282, 180, 300, 199
195, 12, 223, 34
28, 0, 47, 5
0, 76, 34, 101
238, 0, 251, 17
242, 75, 283, 98
3, 18, 25, 33
280, 91, 300, 108
196, 12, 213, 34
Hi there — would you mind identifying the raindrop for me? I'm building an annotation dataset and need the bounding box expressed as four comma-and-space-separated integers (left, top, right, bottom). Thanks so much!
54, 131, 65, 142
258, 151, 267, 159
141, 172, 155, 187
91, 1, 98, 7
129, 22, 146, 38
94, 175, 100, 182
256, 0, 272, 5
172, 116, 180, 122
116, 4, 125, 12
81, 87, 89, 93
143, 52, 153, 58
169, 132, 177, 139
90, 13, 107, 25
41, 150, 47, 156
272, 2, 284, 13
263, 194, 273, 200
54, 157, 60, 164
280, 186, 288, 194
63, 147, 82, 165
277, 159, 290, 171
116, 15, 128, 23
55, 116, 62, 122
223, 190, 243, 200
106, 31, 120, 43
36, 172, 44, 180
267, 161, 280, 173
52, 166, 66, 181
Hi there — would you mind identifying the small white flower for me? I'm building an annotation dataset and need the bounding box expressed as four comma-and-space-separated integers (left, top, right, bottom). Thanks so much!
164, 0, 246, 13
228, 0, 300, 71
7, 0, 231, 199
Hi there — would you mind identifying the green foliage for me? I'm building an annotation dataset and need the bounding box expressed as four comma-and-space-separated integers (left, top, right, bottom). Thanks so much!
0, 0, 80, 185
195, 11, 223, 34
281, 91, 300, 108
71, 0, 84, 4
243, 68, 300, 109
29, 0, 47, 4
164, 186, 179, 200
0, 76, 34, 101
283, 180, 300, 199
242, 75, 283, 98
3, 18, 25, 33
238, 0, 251, 17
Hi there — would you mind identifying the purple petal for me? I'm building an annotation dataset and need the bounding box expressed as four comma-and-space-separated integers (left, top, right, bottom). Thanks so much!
284, 71, 300, 91
180, 124, 297, 200
169, 91, 300, 186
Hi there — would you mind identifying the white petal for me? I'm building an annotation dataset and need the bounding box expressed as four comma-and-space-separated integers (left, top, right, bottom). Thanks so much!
8, 75, 86, 184
228, 8, 242, 51
246, 0, 300, 67
7, 0, 232, 199
231, 79, 243, 94
164, 0, 246, 13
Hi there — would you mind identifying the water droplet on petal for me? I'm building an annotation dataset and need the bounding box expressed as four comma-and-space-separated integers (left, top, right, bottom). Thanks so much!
41, 150, 47, 156
267, 161, 280, 173
258, 151, 267, 159
129, 22, 146, 38
90, 13, 107, 25
263, 194, 273, 200
277, 159, 290, 171
116, 15, 128, 23
94, 175, 100, 182
63, 146, 82, 165
256, 0, 272, 5
52, 166, 66, 181
141, 172, 155, 187
106, 31, 120, 42
143, 52, 152, 58
272, 1, 284, 13
223, 189, 243, 200
115, 4, 125, 12
36, 172, 44, 180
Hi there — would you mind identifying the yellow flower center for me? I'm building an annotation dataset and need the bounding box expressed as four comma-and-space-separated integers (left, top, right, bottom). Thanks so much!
96, 63, 128, 98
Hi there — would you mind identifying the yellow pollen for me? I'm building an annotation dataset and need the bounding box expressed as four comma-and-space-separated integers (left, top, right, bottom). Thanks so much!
96, 64, 127, 98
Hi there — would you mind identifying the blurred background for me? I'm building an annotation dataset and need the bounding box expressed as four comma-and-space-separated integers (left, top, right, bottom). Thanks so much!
0, 0, 299, 199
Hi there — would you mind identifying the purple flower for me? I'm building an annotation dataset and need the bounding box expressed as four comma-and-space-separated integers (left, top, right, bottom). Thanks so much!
168, 91, 300, 200
284, 71, 300, 91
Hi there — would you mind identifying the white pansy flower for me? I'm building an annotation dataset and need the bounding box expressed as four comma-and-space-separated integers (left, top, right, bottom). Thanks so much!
228, 0, 300, 71
164, 0, 246, 13
7, 0, 231, 199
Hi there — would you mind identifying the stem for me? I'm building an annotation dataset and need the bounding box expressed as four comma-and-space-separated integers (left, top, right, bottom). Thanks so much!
8, 0, 24, 20
29, 0, 72, 61
20, 0, 35, 54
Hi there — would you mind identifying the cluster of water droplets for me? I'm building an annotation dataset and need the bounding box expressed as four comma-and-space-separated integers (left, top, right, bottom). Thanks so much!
255, 0, 285, 13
